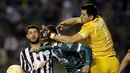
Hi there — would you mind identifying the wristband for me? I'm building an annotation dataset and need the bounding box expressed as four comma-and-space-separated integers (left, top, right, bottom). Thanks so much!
50, 33, 56, 39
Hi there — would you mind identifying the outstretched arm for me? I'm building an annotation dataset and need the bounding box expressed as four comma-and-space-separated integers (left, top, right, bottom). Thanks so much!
51, 33, 84, 44
118, 52, 130, 73
79, 45, 92, 73
60, 17, 83, 26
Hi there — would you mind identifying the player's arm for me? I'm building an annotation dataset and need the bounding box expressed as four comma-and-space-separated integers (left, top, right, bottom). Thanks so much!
57, 43, 80, 51
81, 50, 91, 73
60, 17, 83, 26
80, 45, 92, 66
51, 33, 83, 44
79, 45, 92, 73
118, 52, 130, 73
50, 24, 92, 44
20, 52, 30, 72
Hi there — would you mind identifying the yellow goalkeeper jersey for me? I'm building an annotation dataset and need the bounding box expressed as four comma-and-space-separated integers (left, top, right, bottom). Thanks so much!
78, 16, 116, 58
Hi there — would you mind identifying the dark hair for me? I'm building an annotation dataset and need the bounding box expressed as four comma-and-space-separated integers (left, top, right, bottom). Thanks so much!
45, 25, 58, 34
26, 25, 40, 34
81, 4, 97, 19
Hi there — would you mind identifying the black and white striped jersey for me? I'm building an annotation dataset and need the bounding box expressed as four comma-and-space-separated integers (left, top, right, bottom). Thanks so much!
20, 47, 54, 73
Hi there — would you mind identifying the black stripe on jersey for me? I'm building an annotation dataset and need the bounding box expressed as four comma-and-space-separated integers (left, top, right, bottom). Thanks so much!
50, 59, 54, 73
21, 54, 25, 71
49, 50, 52, 73
44, 55, 47, 73
22, 50, 32, 71
37, 56, 41, 73
29, 51, 36, 73
27, 48, 34, 72
26, 64, 28, 71
37, 68, 41, 73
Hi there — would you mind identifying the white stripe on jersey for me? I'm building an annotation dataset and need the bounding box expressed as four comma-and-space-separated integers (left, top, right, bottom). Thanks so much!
77, 44, 82, 52
25, 48, 33, 71
39, 52, 44, 73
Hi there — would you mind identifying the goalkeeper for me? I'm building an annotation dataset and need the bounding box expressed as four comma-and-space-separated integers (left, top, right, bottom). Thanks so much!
39, 25, 92, 73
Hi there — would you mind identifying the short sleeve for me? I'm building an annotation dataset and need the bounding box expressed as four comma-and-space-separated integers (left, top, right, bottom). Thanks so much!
78, 23, 93, 39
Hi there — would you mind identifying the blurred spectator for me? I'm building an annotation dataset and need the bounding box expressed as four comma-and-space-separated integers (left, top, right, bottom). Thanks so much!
112, 0, 129, 11
4, 33, 19, 58
89, 0, 107, 14
6, 6, 21, 25
6, 0, 21, 6
0, 48, 7, 66
60, 0, 73, 22
0, 48, 7, 73
0, 36, 4, 48
0, 0, 6, 22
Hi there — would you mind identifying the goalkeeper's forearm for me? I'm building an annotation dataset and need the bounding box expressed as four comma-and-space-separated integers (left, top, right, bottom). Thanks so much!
64, 17, 82, 26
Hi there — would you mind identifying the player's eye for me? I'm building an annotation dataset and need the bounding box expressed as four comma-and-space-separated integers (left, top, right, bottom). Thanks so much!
28, 32, 32, 34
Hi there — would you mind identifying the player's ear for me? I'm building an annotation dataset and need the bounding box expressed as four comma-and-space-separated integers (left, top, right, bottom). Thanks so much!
89, 15, 94, 21
26, 34, 29, 39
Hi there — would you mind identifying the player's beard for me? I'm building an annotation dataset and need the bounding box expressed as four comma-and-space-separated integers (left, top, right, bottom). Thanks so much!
29, 37, 40, 44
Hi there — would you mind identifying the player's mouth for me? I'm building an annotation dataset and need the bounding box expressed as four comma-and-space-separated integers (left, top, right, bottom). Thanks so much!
31, 37, 37, 40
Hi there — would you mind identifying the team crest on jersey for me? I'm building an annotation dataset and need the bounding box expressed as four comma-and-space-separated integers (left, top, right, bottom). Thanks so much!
66, 44, 73, 49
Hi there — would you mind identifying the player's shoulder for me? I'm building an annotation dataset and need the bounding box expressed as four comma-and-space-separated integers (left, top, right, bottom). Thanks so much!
93, 16, 104, 24
83, 21, 92, 26
20, 47, 29, 54
82, 21, 94, 29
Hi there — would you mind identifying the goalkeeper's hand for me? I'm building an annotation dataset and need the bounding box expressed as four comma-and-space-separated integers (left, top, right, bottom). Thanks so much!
56, 23, 65, 31
56, 24, 65, 35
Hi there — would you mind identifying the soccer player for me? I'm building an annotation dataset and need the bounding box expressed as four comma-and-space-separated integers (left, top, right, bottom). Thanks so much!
48, 4, 120, 73
40, 25, 92, 73
20, 25, 53, 73
118, 49, 130, 73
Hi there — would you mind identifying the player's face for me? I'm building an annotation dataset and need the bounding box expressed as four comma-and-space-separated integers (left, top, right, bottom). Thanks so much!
80, 10, 91, 23
27, 28, 39, 44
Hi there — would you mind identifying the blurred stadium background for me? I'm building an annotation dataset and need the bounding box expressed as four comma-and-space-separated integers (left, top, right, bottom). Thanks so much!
0, 0, 130, 73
